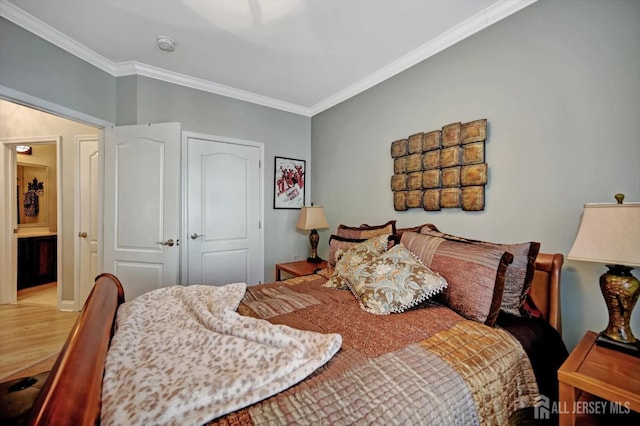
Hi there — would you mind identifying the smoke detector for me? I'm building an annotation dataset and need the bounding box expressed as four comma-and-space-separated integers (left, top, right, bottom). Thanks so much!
157, 36, 175, 52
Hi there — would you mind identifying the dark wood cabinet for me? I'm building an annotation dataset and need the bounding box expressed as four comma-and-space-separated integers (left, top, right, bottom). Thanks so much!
17, 235, 57, 289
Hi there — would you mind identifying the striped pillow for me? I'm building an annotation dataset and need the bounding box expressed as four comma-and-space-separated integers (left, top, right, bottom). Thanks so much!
336, 220, 396, 239
400, 231, 513, 326
419, 228, 540, 316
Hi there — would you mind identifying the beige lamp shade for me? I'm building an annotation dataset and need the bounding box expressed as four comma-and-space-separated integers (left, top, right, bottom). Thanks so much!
567, 202, 640, 267
296, 205, 329, 231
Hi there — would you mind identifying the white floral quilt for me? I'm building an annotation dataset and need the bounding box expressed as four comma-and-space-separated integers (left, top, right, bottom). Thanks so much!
101, 283, 342, 426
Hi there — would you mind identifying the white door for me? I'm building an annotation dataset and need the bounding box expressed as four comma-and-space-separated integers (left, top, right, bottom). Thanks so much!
103, 123, 181, 300
184, 134, 263, 286
75, 135, 99, 306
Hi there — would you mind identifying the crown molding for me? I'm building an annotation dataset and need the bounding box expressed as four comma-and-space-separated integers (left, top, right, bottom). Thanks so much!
308, 0, 538, 115
115, 62, 312, 116
0, 0, 311, 116
0, 0, 118, 74
1, 0, 536, 118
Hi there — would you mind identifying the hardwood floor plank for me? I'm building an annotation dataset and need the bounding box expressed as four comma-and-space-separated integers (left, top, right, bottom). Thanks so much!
0, 290, 78, 379
17, 282, 57, 306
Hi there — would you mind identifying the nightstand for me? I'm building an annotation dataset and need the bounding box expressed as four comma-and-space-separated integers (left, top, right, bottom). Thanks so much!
558, 331, 640, 425
274, 260, 328, 281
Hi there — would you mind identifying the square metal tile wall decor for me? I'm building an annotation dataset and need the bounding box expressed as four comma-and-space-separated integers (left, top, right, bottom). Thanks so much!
390, 119, 487, 211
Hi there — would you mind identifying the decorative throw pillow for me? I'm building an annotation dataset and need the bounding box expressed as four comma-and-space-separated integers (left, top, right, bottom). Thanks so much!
348, 244, 448, 315
336, 220, 396, 239
400, 231, 513, 326
323, 234, 390, 290
314, 267, 334, 280
328, 235, 366, 267
419, 228, 540, 316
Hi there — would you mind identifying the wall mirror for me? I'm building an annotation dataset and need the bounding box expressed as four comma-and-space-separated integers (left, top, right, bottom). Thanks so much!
17, 163, 48, 228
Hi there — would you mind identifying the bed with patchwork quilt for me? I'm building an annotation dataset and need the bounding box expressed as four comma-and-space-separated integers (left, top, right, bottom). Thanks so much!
23, 223, 569, 426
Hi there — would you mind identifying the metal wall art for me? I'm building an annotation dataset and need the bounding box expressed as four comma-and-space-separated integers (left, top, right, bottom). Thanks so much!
390, 119, 488, 211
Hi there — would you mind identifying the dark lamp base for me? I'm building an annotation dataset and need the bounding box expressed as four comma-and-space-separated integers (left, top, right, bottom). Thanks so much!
596, 333, 640, 357
306, 229, 323, 264
597, 264, 640, 357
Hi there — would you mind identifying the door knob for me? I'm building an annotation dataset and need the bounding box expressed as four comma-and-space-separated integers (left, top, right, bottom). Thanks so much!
157, 239, 175, 247
190, 233, 204, 240
78, 232, 88, 238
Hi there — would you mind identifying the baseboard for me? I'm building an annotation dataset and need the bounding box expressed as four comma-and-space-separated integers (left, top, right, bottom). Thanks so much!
59, 299, 76, 312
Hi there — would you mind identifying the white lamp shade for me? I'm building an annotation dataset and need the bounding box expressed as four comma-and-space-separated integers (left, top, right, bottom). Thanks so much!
296, 206, 329, 231
567, 202, 640, 267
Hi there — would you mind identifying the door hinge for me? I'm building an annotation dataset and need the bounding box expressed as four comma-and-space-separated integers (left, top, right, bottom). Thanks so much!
259, 220, 262, 229
259, 160, 261, 168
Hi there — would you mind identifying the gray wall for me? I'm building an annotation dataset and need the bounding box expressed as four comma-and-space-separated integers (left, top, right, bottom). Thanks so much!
0, 17, 116, 124
311, 0, 640, 351
0, 17, 312, 298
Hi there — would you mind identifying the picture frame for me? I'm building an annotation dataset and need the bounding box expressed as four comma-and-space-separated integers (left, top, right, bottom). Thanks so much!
274, 156, 305, 209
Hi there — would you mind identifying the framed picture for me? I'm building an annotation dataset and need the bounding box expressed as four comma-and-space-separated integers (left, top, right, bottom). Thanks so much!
274, 156, 305, 209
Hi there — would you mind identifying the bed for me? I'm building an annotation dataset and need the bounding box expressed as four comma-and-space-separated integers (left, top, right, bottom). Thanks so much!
24, 224, 568, 425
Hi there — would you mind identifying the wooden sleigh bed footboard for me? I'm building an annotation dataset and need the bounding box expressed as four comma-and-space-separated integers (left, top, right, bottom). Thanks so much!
25, 254, 564, 426
25, 273, 124, 426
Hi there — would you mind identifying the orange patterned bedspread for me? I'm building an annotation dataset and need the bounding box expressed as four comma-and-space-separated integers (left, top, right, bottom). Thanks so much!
210, 274, 539, 425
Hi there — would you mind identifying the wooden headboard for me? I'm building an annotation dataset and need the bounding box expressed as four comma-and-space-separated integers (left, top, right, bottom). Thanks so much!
529, 252, 564, 336
25, 254, 563, 425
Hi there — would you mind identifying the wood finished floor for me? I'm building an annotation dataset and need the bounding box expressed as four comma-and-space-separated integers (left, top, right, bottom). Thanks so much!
0, 283, 78, 380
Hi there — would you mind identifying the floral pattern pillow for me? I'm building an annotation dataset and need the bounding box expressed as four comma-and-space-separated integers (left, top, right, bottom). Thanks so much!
348, 244, 448, 315
323, 234, 390, 290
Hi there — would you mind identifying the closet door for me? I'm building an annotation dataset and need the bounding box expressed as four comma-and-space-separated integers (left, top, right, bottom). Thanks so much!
103, 123, 180, 301
183, 134, 264, 286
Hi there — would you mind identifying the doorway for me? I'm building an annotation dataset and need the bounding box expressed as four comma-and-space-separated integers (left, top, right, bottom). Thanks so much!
15, 142, 58, 308
0, 99, 99, 309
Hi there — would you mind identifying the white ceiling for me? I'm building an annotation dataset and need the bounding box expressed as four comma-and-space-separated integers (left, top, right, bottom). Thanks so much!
1, 0, 536, 116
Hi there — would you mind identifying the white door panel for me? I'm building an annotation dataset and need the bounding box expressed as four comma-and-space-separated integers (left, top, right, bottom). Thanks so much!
113, 261, 164, 301
115, 140, 164, 249
203, 153, 248, 241
104, 123, 180, 300
202, 249, 248, 285
76, 136, 99, 306
185, 135, 263, 286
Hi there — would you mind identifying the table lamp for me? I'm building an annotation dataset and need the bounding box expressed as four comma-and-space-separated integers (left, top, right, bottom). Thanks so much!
296, 203, 329, 263
567, 194, 640, 356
